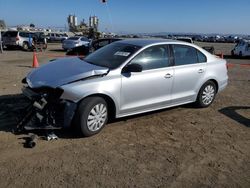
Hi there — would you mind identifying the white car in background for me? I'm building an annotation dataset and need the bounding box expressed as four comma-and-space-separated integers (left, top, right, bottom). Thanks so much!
62, 36, 90, 50
231, 40, 250, 57
47, 33, 68, 42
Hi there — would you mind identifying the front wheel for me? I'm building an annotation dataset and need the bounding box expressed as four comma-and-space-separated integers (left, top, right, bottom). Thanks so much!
75, 97, 108, 137
196, 81, 217, 108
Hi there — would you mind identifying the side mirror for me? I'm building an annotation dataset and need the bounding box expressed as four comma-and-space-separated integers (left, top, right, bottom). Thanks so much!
122, 64, 142, 73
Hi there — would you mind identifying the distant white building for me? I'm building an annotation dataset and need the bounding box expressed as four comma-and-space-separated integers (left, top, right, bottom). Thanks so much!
89, 16, 99, 31
68, 15, 78, 28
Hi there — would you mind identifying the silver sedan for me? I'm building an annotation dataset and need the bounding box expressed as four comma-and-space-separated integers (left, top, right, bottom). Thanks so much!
23, 39, 228, 137
62, 36, 89, 50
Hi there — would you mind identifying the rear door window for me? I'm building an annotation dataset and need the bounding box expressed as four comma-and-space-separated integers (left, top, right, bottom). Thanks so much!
197, 50, 207, 63
172, 45, 206, 66
80, 37, 89, 42
19, 32, 30, 38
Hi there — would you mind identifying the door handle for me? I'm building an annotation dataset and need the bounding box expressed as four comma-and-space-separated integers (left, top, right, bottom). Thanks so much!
164, 73, 173, 78
198, 69, 204, 73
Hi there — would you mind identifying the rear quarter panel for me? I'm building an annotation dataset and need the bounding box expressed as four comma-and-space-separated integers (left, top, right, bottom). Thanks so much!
204, 57, 228, 93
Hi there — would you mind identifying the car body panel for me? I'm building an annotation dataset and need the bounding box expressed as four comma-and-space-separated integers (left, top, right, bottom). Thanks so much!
171, 62, 207, 105
120, 67, 174, 115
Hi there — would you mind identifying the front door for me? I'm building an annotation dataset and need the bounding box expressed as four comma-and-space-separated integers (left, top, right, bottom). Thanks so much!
120, 45, 174, 116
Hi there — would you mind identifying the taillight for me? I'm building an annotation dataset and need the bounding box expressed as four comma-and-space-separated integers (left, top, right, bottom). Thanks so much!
16, 36, 20, 41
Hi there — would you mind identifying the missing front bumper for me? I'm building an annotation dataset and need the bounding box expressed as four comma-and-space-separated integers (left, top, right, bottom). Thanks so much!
17, 87, 77, 131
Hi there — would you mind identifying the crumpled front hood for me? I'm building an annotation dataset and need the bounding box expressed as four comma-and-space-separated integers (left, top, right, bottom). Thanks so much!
26, 57, 109, 88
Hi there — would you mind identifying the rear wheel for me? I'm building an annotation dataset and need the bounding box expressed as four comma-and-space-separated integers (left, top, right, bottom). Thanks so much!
22, 42, 29, 51
196, 81, 217, 108
75, 97, 108, 137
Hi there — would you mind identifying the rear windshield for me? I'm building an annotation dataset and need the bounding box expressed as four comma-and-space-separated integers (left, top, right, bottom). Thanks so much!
3, 31, 18, 37
68, 37, 79, 40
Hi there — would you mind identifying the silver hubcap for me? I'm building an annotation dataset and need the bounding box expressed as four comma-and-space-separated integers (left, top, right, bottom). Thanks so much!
87, 103, 107, 132
202, 85, 215, 105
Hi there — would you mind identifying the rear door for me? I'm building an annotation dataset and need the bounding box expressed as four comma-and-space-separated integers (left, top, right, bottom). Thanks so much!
120, 45, 174, 115
170, 44, 207, 105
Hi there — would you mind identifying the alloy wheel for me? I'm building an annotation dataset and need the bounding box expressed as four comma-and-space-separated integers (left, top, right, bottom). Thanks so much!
87, 103, 107, 132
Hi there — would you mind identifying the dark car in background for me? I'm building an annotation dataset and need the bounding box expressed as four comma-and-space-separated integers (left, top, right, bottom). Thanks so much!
176, 37, 193, 43
66, 38, 122, 56
91, 38, 122, 51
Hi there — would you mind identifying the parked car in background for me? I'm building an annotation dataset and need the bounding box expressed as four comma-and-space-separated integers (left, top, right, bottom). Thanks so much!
193, 35, 204, 42
215, 35, 225, 43
176, 37, 193, 43
66, 38, 122, 56
2, 31, 34, 50
22, 39, 228, 137
225, 35, 239, 43
231, 39, 250, 57
62, 36, 89, 50
47, 33, 68, 42
91, 38, 122, 51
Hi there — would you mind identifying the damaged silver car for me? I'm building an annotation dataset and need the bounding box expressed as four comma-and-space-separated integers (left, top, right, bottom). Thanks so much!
21, 39, 228, 136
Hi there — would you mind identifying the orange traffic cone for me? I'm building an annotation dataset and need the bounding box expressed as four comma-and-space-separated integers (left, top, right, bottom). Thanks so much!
32, 52, 39, 68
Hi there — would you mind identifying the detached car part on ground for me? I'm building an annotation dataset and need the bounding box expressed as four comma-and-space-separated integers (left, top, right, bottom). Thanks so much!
20, 39, 228, 137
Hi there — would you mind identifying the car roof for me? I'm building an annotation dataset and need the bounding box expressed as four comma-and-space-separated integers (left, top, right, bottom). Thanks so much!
116, 38, 216, 61
117, 38, 180, 47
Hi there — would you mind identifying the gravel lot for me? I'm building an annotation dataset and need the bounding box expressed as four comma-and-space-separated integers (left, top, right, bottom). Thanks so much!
0, 42, 249, 188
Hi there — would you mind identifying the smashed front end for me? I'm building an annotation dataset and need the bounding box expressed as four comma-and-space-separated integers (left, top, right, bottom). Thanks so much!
18, 83, 77, 131
17, 57, 109, 132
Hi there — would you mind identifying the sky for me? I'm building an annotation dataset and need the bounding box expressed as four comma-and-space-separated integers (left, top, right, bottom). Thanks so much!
0, 0, 250, 35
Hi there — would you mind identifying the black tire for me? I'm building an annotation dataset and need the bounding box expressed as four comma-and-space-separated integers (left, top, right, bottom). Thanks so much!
74, 97, 108, 137
22, 42, 29, 51
196, 81, 217, 108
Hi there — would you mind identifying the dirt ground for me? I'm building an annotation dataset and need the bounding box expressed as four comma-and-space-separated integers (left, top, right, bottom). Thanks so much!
0, 42, 249, 188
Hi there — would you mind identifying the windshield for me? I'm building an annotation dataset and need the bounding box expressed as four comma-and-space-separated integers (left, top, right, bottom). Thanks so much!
84, 42, 141, 69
